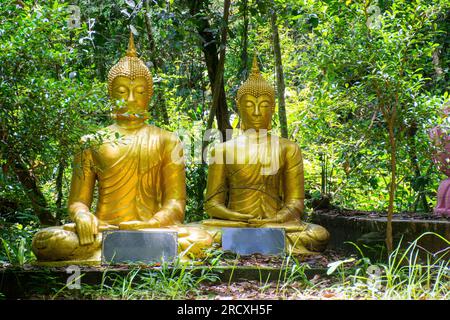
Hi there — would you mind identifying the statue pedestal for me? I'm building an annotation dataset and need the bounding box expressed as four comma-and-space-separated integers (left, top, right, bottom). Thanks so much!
102, 230, 178, 264
434, 178, 450, 217
222, 228, 285, 256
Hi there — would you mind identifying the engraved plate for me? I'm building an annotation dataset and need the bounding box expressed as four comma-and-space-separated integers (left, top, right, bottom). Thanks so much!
102, 230, 177, 264
222, 228, 285, 255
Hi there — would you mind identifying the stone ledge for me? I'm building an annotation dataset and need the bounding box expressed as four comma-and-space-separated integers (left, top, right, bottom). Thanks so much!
0, 265, 329, 299
310, 210, 450, 256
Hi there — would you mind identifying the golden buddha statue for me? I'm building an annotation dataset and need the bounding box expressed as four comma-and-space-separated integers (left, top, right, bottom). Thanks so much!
32, 33, 212, 263
201, 56, 330, 255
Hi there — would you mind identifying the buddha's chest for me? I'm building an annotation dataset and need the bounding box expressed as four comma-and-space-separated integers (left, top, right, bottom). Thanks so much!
224, 143, 285, 182
91, 129, 163, 172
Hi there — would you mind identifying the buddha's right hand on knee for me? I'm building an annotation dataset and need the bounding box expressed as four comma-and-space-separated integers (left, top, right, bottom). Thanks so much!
74, 211, 99, 245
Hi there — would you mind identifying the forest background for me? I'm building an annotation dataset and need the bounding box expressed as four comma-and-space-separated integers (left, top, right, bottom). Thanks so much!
0, 0, 449, 247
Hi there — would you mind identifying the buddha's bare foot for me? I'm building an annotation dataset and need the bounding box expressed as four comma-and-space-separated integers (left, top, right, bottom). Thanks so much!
286, 222, 330, 254
32, 226, 102, 262
177, 227, 214, 259
287, 245, 319, 256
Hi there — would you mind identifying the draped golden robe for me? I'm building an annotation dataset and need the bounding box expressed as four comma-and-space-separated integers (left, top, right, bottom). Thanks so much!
32, 124, 211, 262
69, 124, 185, 225
202, 133, 329, 254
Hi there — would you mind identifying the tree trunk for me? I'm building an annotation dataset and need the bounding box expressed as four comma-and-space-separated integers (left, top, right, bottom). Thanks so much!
206, 0, 231, 132
239, 0, 249, 82
271, 8, 288, 138
12, 159, 56, 225
386, 117, 396, 253
187, 0, 231, 137
55, 158, 65, 223
144, 0, 169, 125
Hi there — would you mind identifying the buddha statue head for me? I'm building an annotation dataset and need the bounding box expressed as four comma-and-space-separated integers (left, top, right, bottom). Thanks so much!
236, 55, 276, 131
107, 32, 153, 121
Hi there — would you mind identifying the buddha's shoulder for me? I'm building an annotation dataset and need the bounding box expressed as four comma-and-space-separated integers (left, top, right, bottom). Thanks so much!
266, 136, 303, 155
278, 137, 303, 158
278, 137, 301, 149
144, 125, 181, 143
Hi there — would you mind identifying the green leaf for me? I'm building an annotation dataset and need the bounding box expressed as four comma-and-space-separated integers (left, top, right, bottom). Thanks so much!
327, 258, 355, 275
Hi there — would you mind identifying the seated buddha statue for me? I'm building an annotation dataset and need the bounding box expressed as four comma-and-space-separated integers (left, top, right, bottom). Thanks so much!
201, 56, 330, 255
32, 33, 212, 263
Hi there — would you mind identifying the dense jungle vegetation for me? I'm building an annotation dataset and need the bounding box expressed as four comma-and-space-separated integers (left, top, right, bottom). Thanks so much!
0, 0, 449, 253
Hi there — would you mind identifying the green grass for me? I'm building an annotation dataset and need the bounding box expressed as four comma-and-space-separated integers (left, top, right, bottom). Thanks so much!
52, 257, 222, 300
322, 232, 450, 299
0, 221, 37, 267
273, 254, 312, 295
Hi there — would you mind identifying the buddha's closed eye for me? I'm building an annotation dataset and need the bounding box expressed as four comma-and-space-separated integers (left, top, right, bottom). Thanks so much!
116, 86, 127, 94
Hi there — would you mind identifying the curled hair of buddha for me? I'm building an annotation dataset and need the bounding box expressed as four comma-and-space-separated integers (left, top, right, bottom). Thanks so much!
236, 54, 275, 110
107, 31, 154, 98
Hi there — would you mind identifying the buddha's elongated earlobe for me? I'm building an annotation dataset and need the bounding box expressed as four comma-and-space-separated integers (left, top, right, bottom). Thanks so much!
240, 119, 247, 131
268, 102, 275, 131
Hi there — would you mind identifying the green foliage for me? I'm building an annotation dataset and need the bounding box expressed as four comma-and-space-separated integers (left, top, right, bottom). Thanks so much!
1, 0, 449, 225
275, 0, 449, 212
0, 1, 108, 222
0, 220, 38, 266
0, 1, 108, 159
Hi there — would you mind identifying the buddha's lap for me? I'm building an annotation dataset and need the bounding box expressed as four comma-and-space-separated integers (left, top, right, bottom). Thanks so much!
197, 219, 329, 243
32, 224, 212, 250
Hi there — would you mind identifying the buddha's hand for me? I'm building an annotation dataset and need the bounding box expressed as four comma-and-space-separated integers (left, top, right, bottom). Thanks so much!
228, 212, 254, 221
119, 219, 160, 230
248, 212, 292, 226
74, 211, 99, 246
248, 218, 277, 227
210, 210, 254, 222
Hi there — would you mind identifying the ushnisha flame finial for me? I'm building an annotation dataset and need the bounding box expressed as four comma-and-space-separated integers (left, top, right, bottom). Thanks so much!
236, 53, 275, 106
126, 30, 137, 57
107, 31, 153, 97
250, 53, 260, 77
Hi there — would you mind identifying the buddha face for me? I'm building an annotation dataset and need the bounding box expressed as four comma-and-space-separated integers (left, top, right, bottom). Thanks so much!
111, 76, 150, 119
239, 94, 274, 131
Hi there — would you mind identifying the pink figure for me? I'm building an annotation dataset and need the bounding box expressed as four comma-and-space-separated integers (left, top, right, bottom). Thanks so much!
429, 107, 450, 217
